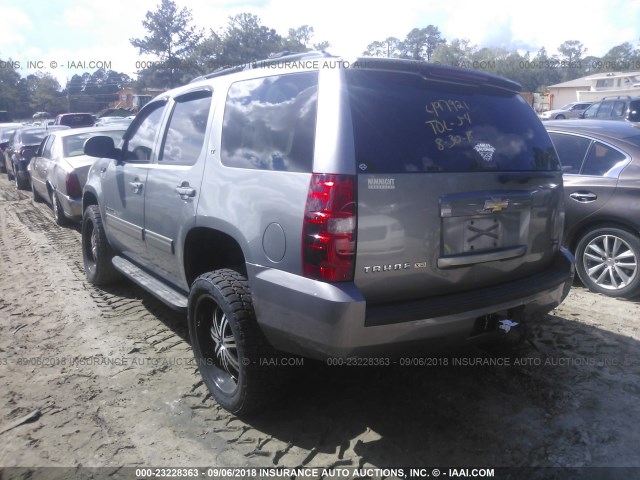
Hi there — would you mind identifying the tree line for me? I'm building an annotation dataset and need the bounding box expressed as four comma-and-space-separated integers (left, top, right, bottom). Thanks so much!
1, 0, 639, 119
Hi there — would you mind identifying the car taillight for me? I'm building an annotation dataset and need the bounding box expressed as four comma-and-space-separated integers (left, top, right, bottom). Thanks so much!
66, 173, 82, 198
302, 174, 356, 282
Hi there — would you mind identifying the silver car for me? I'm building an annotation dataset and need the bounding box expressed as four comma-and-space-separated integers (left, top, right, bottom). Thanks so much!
540, 101, 594, 120
30, 126, 125, 225
82, 52, 575, 414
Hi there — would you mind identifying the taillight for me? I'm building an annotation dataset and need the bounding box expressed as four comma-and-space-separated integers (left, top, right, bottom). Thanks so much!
66, 173, 82, 198
302, 174, 356, 282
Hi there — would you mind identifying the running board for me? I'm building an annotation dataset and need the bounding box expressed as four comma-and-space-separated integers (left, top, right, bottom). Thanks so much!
111, 256, 188, 311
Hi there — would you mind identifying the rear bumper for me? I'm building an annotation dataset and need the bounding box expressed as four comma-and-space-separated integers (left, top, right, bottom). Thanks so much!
57, 191, 82, 220
250, 247, 575, 359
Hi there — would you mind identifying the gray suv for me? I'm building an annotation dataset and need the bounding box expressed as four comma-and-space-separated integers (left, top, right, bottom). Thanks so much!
82, 52, 574, 414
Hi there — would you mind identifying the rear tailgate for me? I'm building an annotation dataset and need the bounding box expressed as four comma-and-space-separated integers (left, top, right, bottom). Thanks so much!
346, 66, 563, 304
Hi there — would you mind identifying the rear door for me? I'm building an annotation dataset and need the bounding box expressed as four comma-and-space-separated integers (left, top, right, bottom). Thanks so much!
143, 89, 213, 291
31, 135, 54, 199
550, 132, 626, 238
346, 69, 563, 303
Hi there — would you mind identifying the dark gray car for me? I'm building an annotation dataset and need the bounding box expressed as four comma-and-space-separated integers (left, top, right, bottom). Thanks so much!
82, 52, 574, 414
546, 120, 640, 298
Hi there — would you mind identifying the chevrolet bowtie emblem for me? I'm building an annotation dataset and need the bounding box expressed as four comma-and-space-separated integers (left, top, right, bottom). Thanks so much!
483, 198, 509, 213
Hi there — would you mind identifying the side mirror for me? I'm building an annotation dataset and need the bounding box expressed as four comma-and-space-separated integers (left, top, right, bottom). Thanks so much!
84, 135, 117, 159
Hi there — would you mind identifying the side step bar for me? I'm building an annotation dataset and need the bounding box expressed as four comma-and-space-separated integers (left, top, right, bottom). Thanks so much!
112, 256, 188, 311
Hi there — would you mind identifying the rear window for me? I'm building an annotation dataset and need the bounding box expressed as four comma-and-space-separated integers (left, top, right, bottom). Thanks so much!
20, 131, 48, 144
0, 128, 17, 142
58, 114, 94, 127
62, 130, 125, 157
347, 70, 559, 173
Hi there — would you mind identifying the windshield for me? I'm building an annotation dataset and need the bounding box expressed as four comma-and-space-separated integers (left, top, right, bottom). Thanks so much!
346, 69, 559, 173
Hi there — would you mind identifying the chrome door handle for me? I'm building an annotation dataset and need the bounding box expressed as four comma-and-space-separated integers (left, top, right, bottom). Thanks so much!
175, 184, 196, 200
570, 192, 597, 202
129, 181, 144, 194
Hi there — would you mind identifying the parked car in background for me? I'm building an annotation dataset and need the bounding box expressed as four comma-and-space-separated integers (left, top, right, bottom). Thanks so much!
540, 101, 593, 120
0, 123, 24, 173
581, 96, 640, 121
4, 125, 70, 189
54, 113, 95, 129
545, 120, 640, 298
31, 126, 126, 225
81, 52, 574, 414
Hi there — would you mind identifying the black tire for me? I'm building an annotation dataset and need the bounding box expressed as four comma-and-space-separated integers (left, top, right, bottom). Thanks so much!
555, 114, 566, 119
6, 163, 13, 181
188, 269, 282, 415
575, 226, 640, 298
82, 205, 120, 285
15, 172, 27, 190
52, 191, 68, 226
32, 182, 43, 203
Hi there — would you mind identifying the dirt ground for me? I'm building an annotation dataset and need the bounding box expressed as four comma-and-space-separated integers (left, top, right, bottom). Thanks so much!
0, 173, 639, 479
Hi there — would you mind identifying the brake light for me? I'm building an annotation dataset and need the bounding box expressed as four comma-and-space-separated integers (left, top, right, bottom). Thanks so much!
66, 173, 82, 198
302, 174, 356, 282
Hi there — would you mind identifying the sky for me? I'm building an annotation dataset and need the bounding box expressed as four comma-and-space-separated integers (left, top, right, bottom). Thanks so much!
1, 0, 639, 87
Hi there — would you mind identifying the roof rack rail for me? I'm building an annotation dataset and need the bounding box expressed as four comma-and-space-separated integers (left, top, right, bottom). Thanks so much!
190, 50, 334, 83
601, 95, 633, 100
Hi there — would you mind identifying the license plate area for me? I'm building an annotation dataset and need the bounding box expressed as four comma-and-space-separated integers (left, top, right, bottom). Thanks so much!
463, 217, 502, 252
442, 212, 523, 255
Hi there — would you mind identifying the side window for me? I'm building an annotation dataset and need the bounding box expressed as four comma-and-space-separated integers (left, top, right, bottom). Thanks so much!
548, 132, 591, 174
221, 72, 318, 172
41, 136, 52, 158
583, 103, 599, 118
37, 136, 51, 158
595, 100, 614, 119
124, 102, 166, 163
582, 141, 627, 176
612, 101, 626, 118
159, 91, 212, 166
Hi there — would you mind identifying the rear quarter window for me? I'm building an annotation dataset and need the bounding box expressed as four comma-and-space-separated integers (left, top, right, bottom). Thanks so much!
346, 70, 558, 173
221, 72, 318, 172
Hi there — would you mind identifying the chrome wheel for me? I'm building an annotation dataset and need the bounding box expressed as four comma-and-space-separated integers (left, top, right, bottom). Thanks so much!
582, 234, 638, 290
90, 225, 99, 262
194, 293, 240, 396
210, 305, 240, 378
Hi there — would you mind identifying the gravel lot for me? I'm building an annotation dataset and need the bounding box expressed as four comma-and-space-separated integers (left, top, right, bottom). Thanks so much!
0, 173, 639, 479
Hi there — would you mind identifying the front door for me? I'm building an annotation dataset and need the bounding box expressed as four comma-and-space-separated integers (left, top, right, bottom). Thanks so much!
103, 101, 168, 265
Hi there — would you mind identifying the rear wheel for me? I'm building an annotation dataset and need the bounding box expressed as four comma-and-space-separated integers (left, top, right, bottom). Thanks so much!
32, 182, 43, 203
188, 269, 282, 415
555, 114, 566, 119
52, 191, 67, 226
82, 205, 120, 285
575, 226, 640, 298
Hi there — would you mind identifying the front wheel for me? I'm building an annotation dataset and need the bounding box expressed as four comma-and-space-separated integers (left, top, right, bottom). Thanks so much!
555, 114, 566, 119
188, 269, 281, 415
575, 226, 640, 298
82, 205, 120, 285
